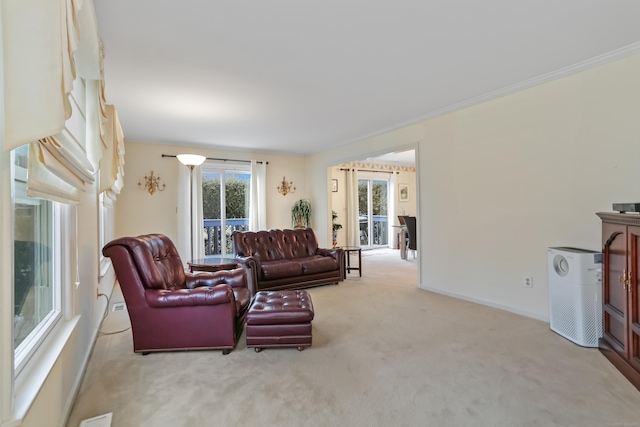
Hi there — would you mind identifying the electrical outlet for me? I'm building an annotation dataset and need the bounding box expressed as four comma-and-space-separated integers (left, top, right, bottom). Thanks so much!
524, 276, 533, 288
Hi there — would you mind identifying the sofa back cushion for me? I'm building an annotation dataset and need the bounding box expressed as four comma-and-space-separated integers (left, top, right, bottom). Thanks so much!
233, 228, 319, 262
104, 234, 186, 290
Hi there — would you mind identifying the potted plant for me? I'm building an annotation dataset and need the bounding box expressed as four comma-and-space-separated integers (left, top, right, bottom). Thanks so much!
291, 199, 312, 228
331, 210, 343, 247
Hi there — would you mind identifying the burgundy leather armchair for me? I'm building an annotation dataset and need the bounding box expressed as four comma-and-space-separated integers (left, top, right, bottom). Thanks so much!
102, 234, 250, 355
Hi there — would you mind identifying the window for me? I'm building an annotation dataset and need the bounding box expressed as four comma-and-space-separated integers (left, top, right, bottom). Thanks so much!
12, 145, 62, 373
201, 164, 250, 256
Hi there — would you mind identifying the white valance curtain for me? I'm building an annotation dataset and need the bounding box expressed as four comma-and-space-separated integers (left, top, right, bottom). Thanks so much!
27, 135, 94, 204
98, 104, 125, 200
27, 143, 80, 204
2, 0, 125, 204
2, 0, 68, 152
249, 161, 267, 231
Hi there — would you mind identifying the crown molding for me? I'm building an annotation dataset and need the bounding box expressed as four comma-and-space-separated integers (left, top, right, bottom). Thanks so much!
345, 42, 640, 145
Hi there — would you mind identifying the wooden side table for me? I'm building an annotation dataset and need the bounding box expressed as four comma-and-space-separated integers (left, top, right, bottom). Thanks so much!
188, 257, 238, 273
340, 247, 362, 277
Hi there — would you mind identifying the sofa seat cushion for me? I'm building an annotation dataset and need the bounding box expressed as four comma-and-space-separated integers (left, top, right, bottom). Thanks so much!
261, 259, 303, 281
300, 255, 338, 275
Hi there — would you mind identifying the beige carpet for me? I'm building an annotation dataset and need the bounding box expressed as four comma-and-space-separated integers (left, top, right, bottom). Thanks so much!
67, 249, 640, 427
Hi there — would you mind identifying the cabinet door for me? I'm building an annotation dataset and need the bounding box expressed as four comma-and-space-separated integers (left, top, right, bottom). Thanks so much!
603, 223, 628, 357
628, 226, 640, 371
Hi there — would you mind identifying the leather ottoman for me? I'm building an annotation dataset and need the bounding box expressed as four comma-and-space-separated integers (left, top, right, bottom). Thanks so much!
246, 290, 314, 352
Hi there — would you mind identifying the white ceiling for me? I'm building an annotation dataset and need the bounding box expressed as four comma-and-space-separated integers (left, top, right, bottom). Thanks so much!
94, 1, 640, 156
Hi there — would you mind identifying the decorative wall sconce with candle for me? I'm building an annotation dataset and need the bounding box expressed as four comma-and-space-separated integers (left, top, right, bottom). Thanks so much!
277, 176, 296, 196
138, 171, 165, 195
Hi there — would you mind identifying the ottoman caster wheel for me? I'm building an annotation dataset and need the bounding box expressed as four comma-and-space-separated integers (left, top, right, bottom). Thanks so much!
222, 349, 231, 355
254, 348, 263, 353
297, 346, 305, 351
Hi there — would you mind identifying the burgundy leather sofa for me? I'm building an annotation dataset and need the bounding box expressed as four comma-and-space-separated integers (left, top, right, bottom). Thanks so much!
102, 234, 250, 354
232, 228, 344, 293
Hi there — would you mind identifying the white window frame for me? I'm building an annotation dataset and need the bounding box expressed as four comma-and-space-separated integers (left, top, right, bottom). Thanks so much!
11, 148, 65, 377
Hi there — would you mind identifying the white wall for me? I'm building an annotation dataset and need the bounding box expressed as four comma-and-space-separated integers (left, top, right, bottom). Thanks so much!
395, 170, 417, 217
308, 53, 640, 320
115, 141, 309, 241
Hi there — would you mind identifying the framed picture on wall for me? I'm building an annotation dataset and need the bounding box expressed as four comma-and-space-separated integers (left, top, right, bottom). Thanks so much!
399, 184, 409, 201
332, 179, 338, 192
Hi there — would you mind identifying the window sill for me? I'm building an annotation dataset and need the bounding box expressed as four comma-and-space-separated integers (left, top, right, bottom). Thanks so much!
6, 315, 80, 427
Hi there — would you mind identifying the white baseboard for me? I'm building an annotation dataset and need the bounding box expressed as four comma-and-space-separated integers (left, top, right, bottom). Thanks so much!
419, 283, 549, 323
59, 283, 112, 427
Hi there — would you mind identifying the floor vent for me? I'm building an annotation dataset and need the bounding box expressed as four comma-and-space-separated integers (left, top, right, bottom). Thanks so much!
112, 303, 126, 312
79, 413, 112, 427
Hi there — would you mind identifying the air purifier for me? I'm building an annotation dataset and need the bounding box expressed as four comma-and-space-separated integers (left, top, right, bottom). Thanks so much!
547, 247, 602, 347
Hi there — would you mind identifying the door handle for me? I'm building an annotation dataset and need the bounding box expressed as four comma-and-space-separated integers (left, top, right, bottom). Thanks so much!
620, 270, 629, 291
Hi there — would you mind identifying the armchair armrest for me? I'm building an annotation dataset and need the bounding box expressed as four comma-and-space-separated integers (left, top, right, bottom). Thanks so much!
145, 285, 234, 308
234, 256, 259, 295
185, 268, 248, 290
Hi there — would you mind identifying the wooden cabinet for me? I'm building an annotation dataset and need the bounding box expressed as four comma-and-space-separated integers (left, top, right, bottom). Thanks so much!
597, 212, 640, 390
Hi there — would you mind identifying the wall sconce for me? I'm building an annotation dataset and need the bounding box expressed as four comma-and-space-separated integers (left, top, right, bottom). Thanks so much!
138, 170, 166, 195
277, 176, 296, 196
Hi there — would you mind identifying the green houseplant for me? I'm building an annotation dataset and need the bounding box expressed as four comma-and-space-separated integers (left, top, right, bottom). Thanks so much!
291, 199, 312, 228
331, 210, 343, 247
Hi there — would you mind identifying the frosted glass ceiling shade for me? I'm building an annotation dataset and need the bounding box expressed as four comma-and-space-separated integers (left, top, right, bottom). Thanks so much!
176, 154, 206, 167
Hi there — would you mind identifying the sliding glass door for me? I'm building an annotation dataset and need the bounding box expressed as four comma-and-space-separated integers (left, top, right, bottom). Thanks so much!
358, 177, 389, 248
202, 166, 250, 256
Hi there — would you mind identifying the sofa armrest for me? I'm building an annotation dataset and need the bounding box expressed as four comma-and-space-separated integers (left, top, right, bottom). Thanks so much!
318, 247, 345, 280
145, 285, 234, 308
185, 268, 248, 290
317, 247, 342, 262
234, 256, 259, 295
